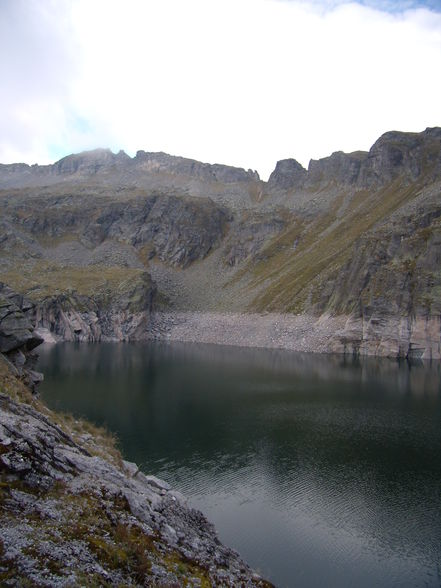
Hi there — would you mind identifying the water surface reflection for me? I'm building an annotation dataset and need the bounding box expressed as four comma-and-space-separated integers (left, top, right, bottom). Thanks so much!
38, 342, 441, 588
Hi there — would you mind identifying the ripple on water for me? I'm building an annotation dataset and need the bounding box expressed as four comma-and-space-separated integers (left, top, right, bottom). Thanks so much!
38, 343, 441, 588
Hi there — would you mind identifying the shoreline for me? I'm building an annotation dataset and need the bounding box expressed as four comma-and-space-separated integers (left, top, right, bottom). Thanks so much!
147, 311, 348, 354
34, 310, 441, 360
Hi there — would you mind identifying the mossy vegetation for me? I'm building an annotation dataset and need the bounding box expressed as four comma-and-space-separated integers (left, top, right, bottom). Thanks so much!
54, 410, 124, 468
0, 261, 147, 307
0, 464, 214, 587
0, 473, 156, 585
137, 243, 156, 267
243, 179, 424, 313
0, 354, 35, 405
0, 355, 122, 467
163, 551, 212, 587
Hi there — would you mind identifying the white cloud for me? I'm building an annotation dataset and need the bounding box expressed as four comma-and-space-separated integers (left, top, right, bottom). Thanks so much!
0, 0, 440, 178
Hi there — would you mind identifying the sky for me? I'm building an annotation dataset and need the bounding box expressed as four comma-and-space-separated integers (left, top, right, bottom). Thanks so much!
0, 0, 440, 179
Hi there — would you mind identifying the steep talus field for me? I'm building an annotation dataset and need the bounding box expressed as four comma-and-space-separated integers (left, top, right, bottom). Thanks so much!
0, 127, 440, 357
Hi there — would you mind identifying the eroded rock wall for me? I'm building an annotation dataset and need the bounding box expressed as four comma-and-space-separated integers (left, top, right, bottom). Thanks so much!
0, 283, 43, 390
34, 273, 157, 343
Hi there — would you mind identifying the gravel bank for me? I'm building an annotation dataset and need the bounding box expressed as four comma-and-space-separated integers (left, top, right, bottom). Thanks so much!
148, 311, 349, 353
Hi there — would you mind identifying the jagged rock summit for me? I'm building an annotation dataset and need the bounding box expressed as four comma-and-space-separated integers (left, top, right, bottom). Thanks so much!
268, 158, 307, 190
0, 148, 260, 190
268, 127, 441, 190
0, 127, 440, 192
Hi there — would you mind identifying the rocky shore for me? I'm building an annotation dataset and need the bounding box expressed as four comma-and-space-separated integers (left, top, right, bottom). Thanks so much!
144, 311, 441, 360
35, 307, 441, 361
147, 311, 345, 353
0, 287, 272, 587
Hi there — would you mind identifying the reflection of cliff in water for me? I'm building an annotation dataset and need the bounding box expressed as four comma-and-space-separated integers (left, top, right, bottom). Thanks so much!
37, 341, 441, 476
39, 340, 441, 392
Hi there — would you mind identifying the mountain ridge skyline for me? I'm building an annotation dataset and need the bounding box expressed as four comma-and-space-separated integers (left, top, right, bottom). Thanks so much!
2, 125, 440, 183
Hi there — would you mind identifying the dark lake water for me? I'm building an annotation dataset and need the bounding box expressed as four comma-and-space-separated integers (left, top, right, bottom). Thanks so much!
37, 342, 441, 588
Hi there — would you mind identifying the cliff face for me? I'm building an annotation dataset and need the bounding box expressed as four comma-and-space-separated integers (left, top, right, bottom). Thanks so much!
1, 127, 441, 357
0, 289, 272, 587
34, 273, 156, 343
268, 127, 441, 190
0, 283, 43, 390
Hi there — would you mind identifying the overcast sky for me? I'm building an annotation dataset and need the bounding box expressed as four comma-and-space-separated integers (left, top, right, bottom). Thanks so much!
0, 0, 440, 179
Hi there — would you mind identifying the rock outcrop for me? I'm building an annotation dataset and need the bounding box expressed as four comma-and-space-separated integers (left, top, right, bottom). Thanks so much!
330, 314, 441, 360
134, 151, 260, 183
267, 158, 307, 190
307, 150, 367, 186
267, 127, 441, 190
2, 192, 229, 269
0, 128, 439, 193
0, 283, 43, 391
0, 387, 271, 586
357, 127, 441, 187
0, 149, 259, 190
32, 269, 157, 343
54, 148, 131, 175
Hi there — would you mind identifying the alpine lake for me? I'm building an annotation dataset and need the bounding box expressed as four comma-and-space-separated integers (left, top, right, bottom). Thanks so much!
37, 341, 441, 588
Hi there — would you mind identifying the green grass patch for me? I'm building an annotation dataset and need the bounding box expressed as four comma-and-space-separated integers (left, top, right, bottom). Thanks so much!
242, 179, 423, 312
0, 262, 147, 306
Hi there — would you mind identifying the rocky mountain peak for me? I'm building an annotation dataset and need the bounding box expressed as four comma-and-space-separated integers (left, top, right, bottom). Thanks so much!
266, 127, 441, 191
55, 148, 129, 174
0, 148, 259, 191
358, 126, 441, 187
267, 158, 307, 190
0, 127, 439, 193
307, 150, 367, 186
134, 151, 259, 183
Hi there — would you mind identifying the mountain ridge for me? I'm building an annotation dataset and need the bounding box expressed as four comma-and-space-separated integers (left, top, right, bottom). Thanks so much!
0, 126, 440, 358
0, 147, 260, 189
1, 126, 440, 190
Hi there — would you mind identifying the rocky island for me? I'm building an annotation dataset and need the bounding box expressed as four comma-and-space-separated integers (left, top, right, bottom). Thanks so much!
1, 127, 440, 358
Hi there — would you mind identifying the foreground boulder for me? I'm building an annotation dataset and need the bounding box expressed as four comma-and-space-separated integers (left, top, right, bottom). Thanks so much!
0, 283, 43, 391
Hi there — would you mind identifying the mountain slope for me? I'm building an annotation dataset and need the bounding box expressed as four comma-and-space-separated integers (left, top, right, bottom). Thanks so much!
0, 127, 440, 357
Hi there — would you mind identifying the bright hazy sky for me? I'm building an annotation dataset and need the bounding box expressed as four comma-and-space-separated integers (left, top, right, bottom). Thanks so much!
1, 0, 440, 179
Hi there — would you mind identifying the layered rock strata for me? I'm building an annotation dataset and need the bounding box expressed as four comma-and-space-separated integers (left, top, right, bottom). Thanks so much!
34, 273, 156, 343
